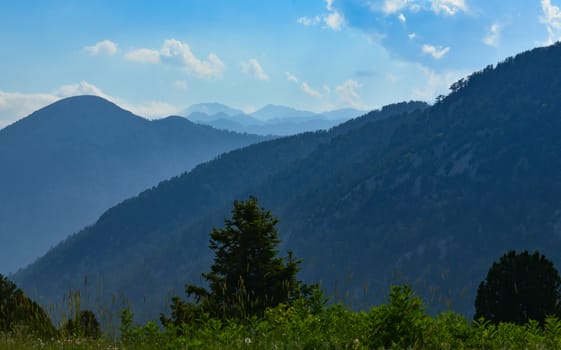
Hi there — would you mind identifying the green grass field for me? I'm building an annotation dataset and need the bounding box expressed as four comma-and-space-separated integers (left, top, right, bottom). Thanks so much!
3, 285, 561, 349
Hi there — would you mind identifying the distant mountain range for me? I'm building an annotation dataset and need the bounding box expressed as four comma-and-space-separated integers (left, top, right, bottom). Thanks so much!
0, 96, 268, 273
183, 104, 365, 135
17, 43, 561, 324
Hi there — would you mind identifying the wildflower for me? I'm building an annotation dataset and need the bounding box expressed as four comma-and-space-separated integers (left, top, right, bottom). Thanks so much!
245, 337, 252, 344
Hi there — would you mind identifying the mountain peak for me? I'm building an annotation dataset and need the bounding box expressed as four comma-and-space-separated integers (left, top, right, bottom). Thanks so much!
41, 95, 119, 112
183, 102, 244, 117
13, 95, 145, 130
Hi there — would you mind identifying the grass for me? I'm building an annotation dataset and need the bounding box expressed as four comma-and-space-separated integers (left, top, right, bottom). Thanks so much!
4, 285, 561, 349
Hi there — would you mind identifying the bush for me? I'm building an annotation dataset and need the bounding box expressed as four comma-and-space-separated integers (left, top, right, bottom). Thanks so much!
62, 310, 101, 339
366, 285, 431, 349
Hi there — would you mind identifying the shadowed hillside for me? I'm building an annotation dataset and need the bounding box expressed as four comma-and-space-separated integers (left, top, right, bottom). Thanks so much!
0, 95, 268, 273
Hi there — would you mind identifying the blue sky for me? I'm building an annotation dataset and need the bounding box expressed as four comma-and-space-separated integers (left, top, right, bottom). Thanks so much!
0, 0, 559, 127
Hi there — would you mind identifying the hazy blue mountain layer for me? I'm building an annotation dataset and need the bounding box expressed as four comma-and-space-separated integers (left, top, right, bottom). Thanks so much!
0, 96, 267, 273
184, 104, 365, 136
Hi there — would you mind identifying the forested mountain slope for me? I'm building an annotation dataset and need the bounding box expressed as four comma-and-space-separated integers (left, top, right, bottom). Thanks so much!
13, 101, 424, 319
25, 40, 561, 321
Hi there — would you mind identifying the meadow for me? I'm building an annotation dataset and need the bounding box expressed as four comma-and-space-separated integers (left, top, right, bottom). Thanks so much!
3, 285, 561, 350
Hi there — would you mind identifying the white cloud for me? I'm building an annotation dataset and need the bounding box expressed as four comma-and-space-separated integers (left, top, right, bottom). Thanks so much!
398, 13, 407, 22
0, 81, 181, 128
381, 0, 410, 14
409, 3, 422, 12
285, 72, 299, 83
375, 0, 466, 16
408, 32, 417, 39
411, 67, 466, 101
160, 39, 225, 79
125, 48, 160, 63
128, 101, 180, 117
241, 59, 269, 81
54, 81, 111, 99
482, 23, 501, 47
173, 80, 188, 89
431, 0, 467, 15
83, 40, 118, 56
324, 11, 344, 31
301, 82, 323, 98
422, 44, 450, 59
335, 80, 365, 109
0, 91, 58, 128
297, 16, 321, 26
299, 0, 343, 31
125, 39, 225, 79
541, 0, 561, 44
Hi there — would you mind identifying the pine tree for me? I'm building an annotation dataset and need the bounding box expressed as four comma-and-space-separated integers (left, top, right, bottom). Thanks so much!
475, 250, 561, 324
183, 196, 303, 320
0, 274, 56, 338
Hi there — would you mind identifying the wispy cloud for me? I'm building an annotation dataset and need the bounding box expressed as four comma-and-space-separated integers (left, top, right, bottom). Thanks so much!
83, 40, 118, 56
173, 80, 188, 90
298, 0, 344, 31
398, 13, 407, 22
124, 39, 225, 79
125, 48, 160, 63
482, 23, 501, 47
411, 67, 467, 101
325, 11, 345, 30
301, 82, 323, 97
241, 59, 269, 80
0, 91, 59, 128
378, 0, 466, 16
381, 0, 410, 14
297, 16, 321, 26
541, 0, 561, 45
422, 44, 450, 59
335, 80, 364, 109
431, 0, 467, 16
285, 72, 299, 83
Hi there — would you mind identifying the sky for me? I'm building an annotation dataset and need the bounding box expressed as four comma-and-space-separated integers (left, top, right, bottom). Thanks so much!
0, 0, 559, 128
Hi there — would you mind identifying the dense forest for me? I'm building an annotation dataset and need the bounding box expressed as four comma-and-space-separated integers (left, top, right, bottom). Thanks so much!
14, 43, 561, 326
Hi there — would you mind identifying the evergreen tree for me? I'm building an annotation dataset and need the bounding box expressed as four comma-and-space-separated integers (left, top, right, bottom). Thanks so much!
168, 196, 304, 322
62, 310, 101, 339
0, 274, 56, 338
475, 250, 561, 324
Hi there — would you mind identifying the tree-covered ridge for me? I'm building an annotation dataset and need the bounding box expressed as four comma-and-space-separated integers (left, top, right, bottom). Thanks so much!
16, 42, 561, 323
